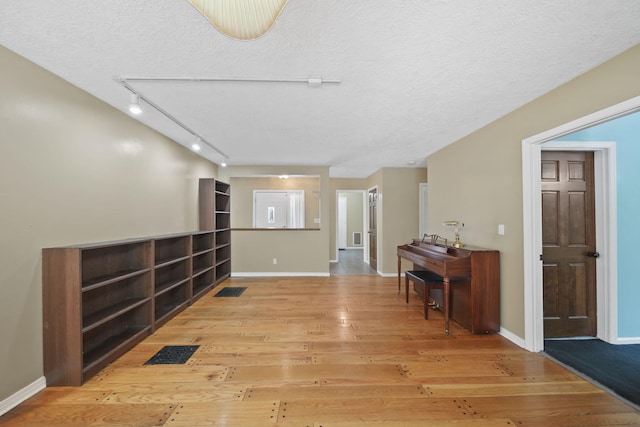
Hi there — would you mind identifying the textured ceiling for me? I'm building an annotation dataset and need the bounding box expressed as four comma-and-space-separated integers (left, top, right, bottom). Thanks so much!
2, 1, 640, 177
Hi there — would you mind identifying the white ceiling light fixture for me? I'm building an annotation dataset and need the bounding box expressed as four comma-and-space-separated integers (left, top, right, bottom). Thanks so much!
191, 136, 202, 151
128, 94, 142, 115
115, 74, 340, 166
187, 0, 289, 41
116, 78, 230, 165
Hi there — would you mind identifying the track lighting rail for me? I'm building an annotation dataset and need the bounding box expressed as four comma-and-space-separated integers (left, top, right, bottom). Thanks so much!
114, 75, 340, 162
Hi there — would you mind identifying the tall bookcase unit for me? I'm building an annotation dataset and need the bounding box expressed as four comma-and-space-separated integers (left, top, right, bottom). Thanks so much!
43, 228, 225, 386
198, 179, 231, 284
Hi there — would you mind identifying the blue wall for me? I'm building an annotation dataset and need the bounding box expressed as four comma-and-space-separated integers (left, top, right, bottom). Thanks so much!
557, 111, 640, 338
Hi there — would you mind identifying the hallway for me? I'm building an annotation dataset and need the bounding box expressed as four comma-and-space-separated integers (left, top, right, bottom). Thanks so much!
330, 248, 377, 275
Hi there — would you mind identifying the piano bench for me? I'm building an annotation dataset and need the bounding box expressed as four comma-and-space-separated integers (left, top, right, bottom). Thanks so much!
405, 270, 452, 335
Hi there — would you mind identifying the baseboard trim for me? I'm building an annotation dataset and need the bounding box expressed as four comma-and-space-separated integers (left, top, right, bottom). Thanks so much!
499, 327, 526, 350
498, 330, 640, 348
0, 376, 46, 417
231, 272, 330, 277
612, 336, 640, 345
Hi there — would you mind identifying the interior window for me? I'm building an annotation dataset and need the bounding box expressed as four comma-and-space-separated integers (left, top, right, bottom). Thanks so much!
254, 190, 305, 228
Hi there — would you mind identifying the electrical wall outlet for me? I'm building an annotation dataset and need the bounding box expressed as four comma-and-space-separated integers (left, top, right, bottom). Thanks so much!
498, 224, 505, 235
272, 258, 278, 264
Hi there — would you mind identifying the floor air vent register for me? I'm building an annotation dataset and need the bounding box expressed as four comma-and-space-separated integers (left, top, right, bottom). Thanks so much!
214, 287, 247, 297
144, 346, 199, 365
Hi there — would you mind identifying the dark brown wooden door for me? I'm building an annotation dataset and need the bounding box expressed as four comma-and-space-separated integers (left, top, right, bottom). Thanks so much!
541, 151, 597, 338
368, 188, 377, 270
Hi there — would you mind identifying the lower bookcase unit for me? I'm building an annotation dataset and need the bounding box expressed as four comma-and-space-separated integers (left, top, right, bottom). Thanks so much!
42, 230, 229, 386
192, 267, 215, 300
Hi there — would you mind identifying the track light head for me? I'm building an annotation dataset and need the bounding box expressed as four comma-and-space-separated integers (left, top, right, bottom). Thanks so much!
128, 94, 142, 115
191, 136, 202, 151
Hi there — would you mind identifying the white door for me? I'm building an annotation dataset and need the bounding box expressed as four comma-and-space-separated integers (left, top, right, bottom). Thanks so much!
419, 183, 428, 237
338, 195, 347, 249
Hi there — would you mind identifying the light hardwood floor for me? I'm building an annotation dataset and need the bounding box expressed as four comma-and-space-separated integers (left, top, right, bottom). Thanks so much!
2, 276, 639, 426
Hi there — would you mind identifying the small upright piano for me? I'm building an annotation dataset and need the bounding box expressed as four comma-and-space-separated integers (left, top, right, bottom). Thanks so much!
397, 238, 500, 333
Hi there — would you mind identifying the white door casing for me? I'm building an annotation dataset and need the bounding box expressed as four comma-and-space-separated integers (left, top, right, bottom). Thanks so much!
521, 95, 640, 351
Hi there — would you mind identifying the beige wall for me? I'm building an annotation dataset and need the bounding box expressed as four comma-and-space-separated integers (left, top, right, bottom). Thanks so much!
0, 46, 217, 402
219, 165, 330, 274
230, 230, 327, 273
427, 44, 640, 338
374, 168, 428, 274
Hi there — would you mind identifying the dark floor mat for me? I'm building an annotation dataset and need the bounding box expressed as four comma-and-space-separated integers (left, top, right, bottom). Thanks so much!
544, 339, 640, 406
144, 345, 199, 365
214, 286, 246, 297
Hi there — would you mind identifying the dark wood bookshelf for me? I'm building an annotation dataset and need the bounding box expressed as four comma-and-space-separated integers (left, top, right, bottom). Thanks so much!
43, 223, 230, 386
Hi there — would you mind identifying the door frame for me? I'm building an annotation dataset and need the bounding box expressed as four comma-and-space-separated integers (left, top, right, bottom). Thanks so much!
522, 95, 640, 352
367, 185, 379, 271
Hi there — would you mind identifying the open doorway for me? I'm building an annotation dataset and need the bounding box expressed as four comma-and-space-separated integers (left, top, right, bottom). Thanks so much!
332, 190, 375, 275
522, 95, 640, 352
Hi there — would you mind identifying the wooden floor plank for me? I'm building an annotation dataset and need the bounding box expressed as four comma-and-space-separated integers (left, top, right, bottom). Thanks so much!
512, 413, 640, 426
244, 384, 428, 401
423, 380, 603, 397
163, 401, 279, 426
402, 360, 511, 378
88, 365, 229, 385
98, 383, 246, 404
1, 275, 637, 426
0, 403, 176, 426
225, 363, 406, 383
310, 421, 515, 427
458, 393, 634, 418
191, 352, 314, 367
274, 397, 494, 423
